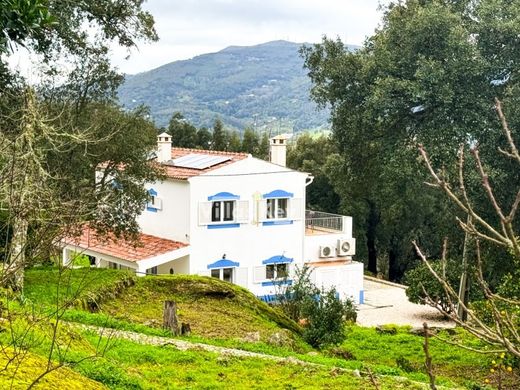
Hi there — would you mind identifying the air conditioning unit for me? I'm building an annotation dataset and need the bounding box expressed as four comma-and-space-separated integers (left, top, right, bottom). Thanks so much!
319, 245, 334, 258
337, 238, 356, 256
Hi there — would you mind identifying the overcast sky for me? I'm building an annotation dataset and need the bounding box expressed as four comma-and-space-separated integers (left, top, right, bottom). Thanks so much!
111, 0, 387, 75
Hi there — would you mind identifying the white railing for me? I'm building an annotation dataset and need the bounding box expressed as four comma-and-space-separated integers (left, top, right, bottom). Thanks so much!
305, 210, 343, 233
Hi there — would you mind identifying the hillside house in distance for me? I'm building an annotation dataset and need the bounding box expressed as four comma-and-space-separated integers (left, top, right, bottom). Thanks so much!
62, 133, 364, 303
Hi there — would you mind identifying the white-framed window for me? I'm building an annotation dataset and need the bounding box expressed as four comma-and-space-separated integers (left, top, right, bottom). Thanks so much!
211, 200, 235, 222
266, 198, 288, 219
254, 256, 293, 284
265, 263, 289, 279
146, 266, 158, 275
259, 197, 302, 223
199, 200, 249, 226
210, 267, 233, 283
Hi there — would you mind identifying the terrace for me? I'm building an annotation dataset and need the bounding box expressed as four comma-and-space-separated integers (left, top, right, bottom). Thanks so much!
305, 210, 349, 235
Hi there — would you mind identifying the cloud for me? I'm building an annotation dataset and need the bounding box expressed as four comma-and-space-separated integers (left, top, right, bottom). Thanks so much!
111, 0, 386, 74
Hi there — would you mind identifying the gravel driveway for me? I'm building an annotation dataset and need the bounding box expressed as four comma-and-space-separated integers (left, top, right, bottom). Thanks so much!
356, 277, 453, 328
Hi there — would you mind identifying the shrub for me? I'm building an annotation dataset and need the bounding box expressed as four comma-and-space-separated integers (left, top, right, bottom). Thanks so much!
404, 260, 483, 313
277, 266, 356, 348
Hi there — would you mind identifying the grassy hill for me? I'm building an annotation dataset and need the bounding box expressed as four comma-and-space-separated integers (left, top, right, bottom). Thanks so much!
7, 267, 516, 388
118, 40, 357, 132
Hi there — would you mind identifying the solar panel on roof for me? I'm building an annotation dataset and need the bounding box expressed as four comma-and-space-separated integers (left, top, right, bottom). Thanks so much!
169, 154, 232, 170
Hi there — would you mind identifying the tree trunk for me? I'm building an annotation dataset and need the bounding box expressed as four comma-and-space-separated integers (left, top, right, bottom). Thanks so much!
163, 300, 179, 336
366, 201, 379, 274
5, 218, 28, 291
457, 216, 473, 321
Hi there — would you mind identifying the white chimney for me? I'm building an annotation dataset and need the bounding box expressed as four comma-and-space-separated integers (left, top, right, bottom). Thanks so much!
157, 132, 172, 163
269, 134, 288, 167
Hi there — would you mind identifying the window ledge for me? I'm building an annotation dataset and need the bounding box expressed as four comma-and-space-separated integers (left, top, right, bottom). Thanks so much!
146, 206, 159, 213
207, 223, 240, 229
262, 220, 293, 226
261, 279, 293, 287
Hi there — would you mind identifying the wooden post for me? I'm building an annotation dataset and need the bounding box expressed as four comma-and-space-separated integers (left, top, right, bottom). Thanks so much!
163, 300, 179, 336
423, 322, 437, 390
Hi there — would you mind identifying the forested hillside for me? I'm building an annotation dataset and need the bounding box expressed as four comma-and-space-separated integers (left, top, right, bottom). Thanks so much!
118, 41, 357, 131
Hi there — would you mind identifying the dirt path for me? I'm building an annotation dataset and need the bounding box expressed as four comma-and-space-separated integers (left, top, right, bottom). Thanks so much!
72, 323, 313, 365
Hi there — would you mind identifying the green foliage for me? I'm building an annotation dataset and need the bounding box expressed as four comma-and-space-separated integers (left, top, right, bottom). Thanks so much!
241, 127, 259, 154
168, 112, 197, 148
287, 133, 340, 213
0, 0, 54, 53
404, 260, 462, 313
211, 118, 227, 151
301, 0, 520, 282
227, 131, 242, 152
196, 126, 212, 149
278, 266, 355, 348
341, 325, 489, 386
277, 265, 316, 322
301, 288, 354, 348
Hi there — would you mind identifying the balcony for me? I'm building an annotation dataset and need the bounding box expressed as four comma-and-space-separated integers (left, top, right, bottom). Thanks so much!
305, 210, 346, 235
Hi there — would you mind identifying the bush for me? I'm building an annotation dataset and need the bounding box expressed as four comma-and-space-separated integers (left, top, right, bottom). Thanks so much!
277, 266, 356, 348
404, 260, 482, 313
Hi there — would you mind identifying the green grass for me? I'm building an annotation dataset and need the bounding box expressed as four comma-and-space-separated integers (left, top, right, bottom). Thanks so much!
19, 268, 514, 389
23, 266, 136, 310
340, 325, 490, 388
73, 333, 425, 390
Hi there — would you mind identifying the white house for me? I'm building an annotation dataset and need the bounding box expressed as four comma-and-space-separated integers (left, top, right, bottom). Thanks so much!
62, 133, 364, 303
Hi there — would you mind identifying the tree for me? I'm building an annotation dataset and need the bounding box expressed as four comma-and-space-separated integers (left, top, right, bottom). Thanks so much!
414, 100, 520, 357
0, 0, 160, 290
0, 0, 54, 54
241, 127, 259, 155
196, 127, 212, 149
256, 132, 270, 160
211, 118, 226, 151
227, 131, 242, 152
0, 91, 163, 289
287, 134, 340, 213
168, 112, 197, 148
301, 0, 520, 281
404, 259, 482, 314
1, 0, 157, 86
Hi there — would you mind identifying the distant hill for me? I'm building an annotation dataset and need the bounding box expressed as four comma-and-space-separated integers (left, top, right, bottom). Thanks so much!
118, 40, 358, 132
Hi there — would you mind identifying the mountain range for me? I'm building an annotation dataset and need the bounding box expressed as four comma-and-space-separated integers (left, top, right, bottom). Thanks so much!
118, 40, 358, 132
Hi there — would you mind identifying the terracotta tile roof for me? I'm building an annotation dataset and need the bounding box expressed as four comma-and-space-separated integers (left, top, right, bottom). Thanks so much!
65, 227, 188, 262
164, 148, 249, 180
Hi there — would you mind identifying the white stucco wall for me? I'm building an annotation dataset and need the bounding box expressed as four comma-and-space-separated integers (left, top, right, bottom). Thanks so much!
137, 180, 190, 242
155, 255, 190, 275
310, 261, 364, 303
304, 232, 355, 263
187, 157, 308, 297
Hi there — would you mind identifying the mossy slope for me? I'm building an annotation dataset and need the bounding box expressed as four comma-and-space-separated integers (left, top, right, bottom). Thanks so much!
100, 275, 301, 340
0, 348, 105, 389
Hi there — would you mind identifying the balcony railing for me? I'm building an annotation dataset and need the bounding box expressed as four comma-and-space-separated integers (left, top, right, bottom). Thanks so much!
305, 210, 343, 234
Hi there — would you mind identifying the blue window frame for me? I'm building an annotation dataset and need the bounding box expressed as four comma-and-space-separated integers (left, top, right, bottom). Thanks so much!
146, 188, 161, 212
